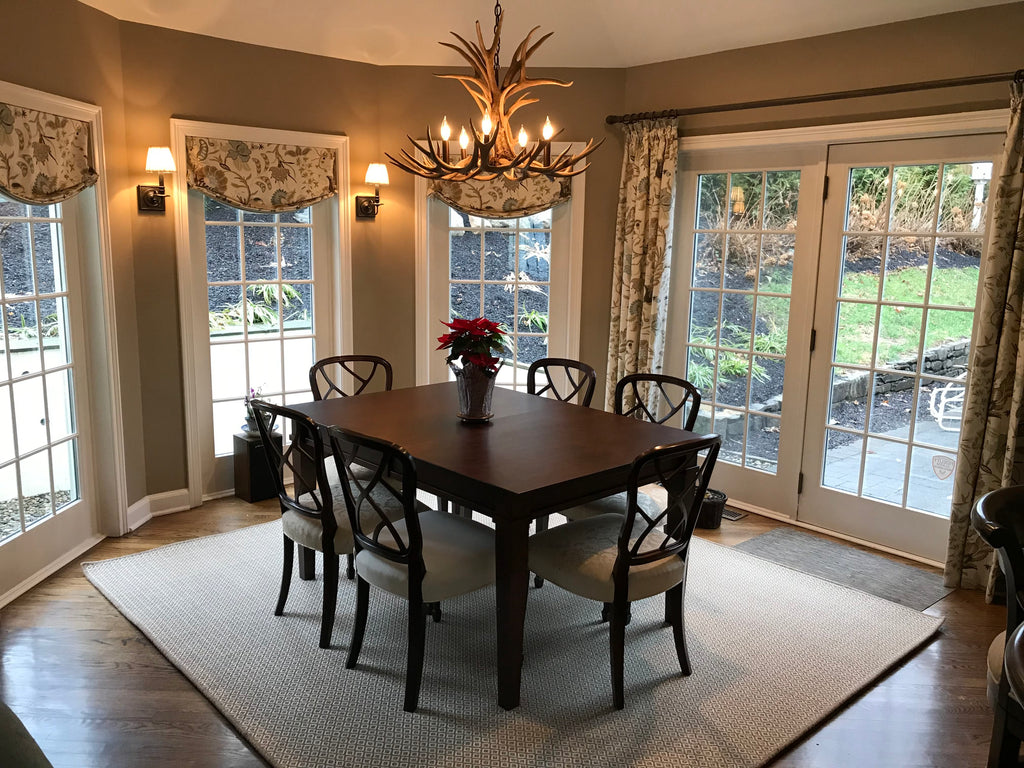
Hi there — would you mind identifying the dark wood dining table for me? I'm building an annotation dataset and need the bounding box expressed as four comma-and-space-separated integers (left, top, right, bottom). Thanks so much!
289, 381, 702, 710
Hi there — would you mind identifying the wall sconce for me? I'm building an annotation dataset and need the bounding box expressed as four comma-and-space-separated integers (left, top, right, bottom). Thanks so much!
138, 146, 176, 212
356, 163, 389, 219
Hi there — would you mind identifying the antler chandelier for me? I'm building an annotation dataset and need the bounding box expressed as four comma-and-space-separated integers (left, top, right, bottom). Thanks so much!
386, 1, 601, 182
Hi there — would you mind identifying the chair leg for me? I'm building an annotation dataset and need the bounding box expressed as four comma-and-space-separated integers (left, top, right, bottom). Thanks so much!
346, 552, 355, 580
666, 582, 691, 676
319, 554, 339, 649
533, 516, 549, 588
427, 601, 442, 623
987, 704, 1021, 768
404, 599, 427, 713
602, 602, 631, 624
346, 576, 370, 669
609, 602, 627, 710
275, 534, 294, 616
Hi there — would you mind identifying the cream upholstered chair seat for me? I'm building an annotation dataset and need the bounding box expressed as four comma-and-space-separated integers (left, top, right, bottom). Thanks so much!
529, 512, 686, 603
291, 461, 422, 553
356, 509, 495, 604
988, 630, 1022, 707
561, 489, 661, 521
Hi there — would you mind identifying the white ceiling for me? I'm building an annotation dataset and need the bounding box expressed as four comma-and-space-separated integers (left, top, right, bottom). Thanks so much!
79, 0, 1015, 68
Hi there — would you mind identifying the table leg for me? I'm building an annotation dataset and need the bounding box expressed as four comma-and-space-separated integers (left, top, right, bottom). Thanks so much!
494, 515, 530, 710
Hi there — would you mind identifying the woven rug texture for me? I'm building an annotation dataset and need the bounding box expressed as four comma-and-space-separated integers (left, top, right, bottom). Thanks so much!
83, 521, 942, 768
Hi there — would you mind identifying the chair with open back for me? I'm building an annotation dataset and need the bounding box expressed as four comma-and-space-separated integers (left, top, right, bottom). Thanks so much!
328, 425, 496, 712
971, 485, 1024, 767
526, 357, 597, 407
529, 434, 721, 709
309, 354, 393, 401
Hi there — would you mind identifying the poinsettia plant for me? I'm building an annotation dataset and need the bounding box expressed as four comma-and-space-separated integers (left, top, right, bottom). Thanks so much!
437, 317, 508, 373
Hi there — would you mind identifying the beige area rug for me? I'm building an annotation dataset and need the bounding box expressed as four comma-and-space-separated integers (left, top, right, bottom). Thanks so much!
83, 521, 942, 768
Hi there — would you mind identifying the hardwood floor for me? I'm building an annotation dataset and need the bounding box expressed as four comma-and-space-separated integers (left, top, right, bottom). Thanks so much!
0, 497, 1004, 767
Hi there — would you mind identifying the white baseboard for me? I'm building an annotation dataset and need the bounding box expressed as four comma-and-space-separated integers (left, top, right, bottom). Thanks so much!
728, 499, 944, 569
126, 488, 192, 533
0, 533, 105, 608
202, 488, 236, 502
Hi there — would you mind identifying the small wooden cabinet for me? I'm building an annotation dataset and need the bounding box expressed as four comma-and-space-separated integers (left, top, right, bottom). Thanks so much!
233, 431, 282, 503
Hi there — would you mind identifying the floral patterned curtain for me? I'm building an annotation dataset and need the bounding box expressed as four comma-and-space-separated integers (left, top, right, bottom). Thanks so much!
429, 175, 570, 219
0, 102, 98, 204
944, 81, 1024, 598
604, 118, 677, 411
185, 136, 337, 213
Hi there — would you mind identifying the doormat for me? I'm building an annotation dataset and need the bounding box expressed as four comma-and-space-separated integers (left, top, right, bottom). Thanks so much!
734, 527, 952, 611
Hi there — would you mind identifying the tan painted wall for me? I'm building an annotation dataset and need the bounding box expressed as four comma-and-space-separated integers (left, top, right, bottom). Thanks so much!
3, 0, 1022, 499
623, 4, 1022, 136
0, 0, 148, 507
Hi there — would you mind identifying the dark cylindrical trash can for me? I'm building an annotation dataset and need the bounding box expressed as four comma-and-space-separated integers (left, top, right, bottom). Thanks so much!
697, 489, 728, 529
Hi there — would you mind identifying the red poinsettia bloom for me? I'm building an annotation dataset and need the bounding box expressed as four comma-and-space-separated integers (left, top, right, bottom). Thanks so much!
437, 317, 508, 373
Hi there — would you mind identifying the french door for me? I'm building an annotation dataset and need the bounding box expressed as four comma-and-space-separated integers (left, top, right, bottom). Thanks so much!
664, 147, 825, 515
667, 131, 1002, 561
188, 192, 334, 497
0, 194, 94, 590
800, 134, 1001, 561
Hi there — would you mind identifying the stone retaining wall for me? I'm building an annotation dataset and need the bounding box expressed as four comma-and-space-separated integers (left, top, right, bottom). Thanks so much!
709, 340, 970, 441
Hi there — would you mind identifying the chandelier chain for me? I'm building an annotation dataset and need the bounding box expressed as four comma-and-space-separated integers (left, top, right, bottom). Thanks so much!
493, 0, 502, 79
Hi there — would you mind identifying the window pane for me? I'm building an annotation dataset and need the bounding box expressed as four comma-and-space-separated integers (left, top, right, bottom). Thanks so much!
283, 338, 314, 392
693, 233, 722, 288
891, 164, 939, 233
0, 384, 13, 463
728, 172, 762, 230
8, 300, 42, 376
33, 221, 63, 294
906, 446, 955, 516
204, 197, 238, 222
13, 377, 46, 454
211, 342, 246, 400
483, 231, 515, 281
248, 339, 282, 395
20, 449, 52, 526
939, 163, 990, 234
209, 285, 244, 337
53, 439, 79, 510
280, 227, 312, 281
847, 167, 890, 231
828, 367, 867, 433
244, 226, 278, 282
40, 297, 72, 370
0, 463, 20, 542
823, 429, 862, 494
696, 173, 726, 229
881, 237, 930, 304
45, 370, 74, 441
282, 283, 312, 336
1, 221, 33, 299
763, 171, 800, 230
519, 231, 550, 281
451, 232, 480, 281
862, 437, 907, 505
206, 225, 241, 282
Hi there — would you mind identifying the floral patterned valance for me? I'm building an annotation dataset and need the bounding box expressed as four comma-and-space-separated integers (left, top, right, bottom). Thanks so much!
0, 102, 98, 205
185, 136, 337, 213
430, 175, 571, 220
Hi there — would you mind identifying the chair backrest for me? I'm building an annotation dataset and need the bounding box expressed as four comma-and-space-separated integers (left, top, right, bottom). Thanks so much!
612, 435, 721, 586
250, 400, 337, 548
615, 373, 702, 430
326, 426, 425, 591
309, 355, 393, 400
526, 357, 597, 407
972, 486, 1024, 635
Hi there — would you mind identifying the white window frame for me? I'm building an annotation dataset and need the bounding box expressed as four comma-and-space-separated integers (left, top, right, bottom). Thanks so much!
0, 80, 126, 606
170, 119, 351, 507
414, 142, 586, 384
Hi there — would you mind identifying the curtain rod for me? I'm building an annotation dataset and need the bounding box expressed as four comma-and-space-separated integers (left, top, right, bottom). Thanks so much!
606, 69, 1024, 125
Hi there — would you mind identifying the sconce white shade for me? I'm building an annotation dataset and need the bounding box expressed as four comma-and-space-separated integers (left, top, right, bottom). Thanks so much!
145, 146, 176, 174
364, 163, 390, 186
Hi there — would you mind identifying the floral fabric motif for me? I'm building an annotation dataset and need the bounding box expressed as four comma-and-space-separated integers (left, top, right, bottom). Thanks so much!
944, 81, 1024, 598
185, 136, 337, 213
430, 175, 570, 220
604, 118, 678, 412
0, 102, 98, 205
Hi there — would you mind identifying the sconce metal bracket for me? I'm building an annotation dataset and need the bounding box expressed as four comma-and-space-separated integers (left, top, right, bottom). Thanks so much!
355, 195, 381, 218
137, 185, 167, 212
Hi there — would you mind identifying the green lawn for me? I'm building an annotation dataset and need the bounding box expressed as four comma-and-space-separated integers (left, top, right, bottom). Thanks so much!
835, 266, 977, 366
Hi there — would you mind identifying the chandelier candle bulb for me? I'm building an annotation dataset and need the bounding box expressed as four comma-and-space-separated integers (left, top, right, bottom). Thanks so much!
542, 117, 554, 163
481, 112, 492, 138
518, 125, 528, 148
459, 126, 469, 159
440, 116, 451, 162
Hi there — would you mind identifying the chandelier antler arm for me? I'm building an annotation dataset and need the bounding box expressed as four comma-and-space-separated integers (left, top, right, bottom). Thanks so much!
435, 74, 491, 114
441, 33, 489, 74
